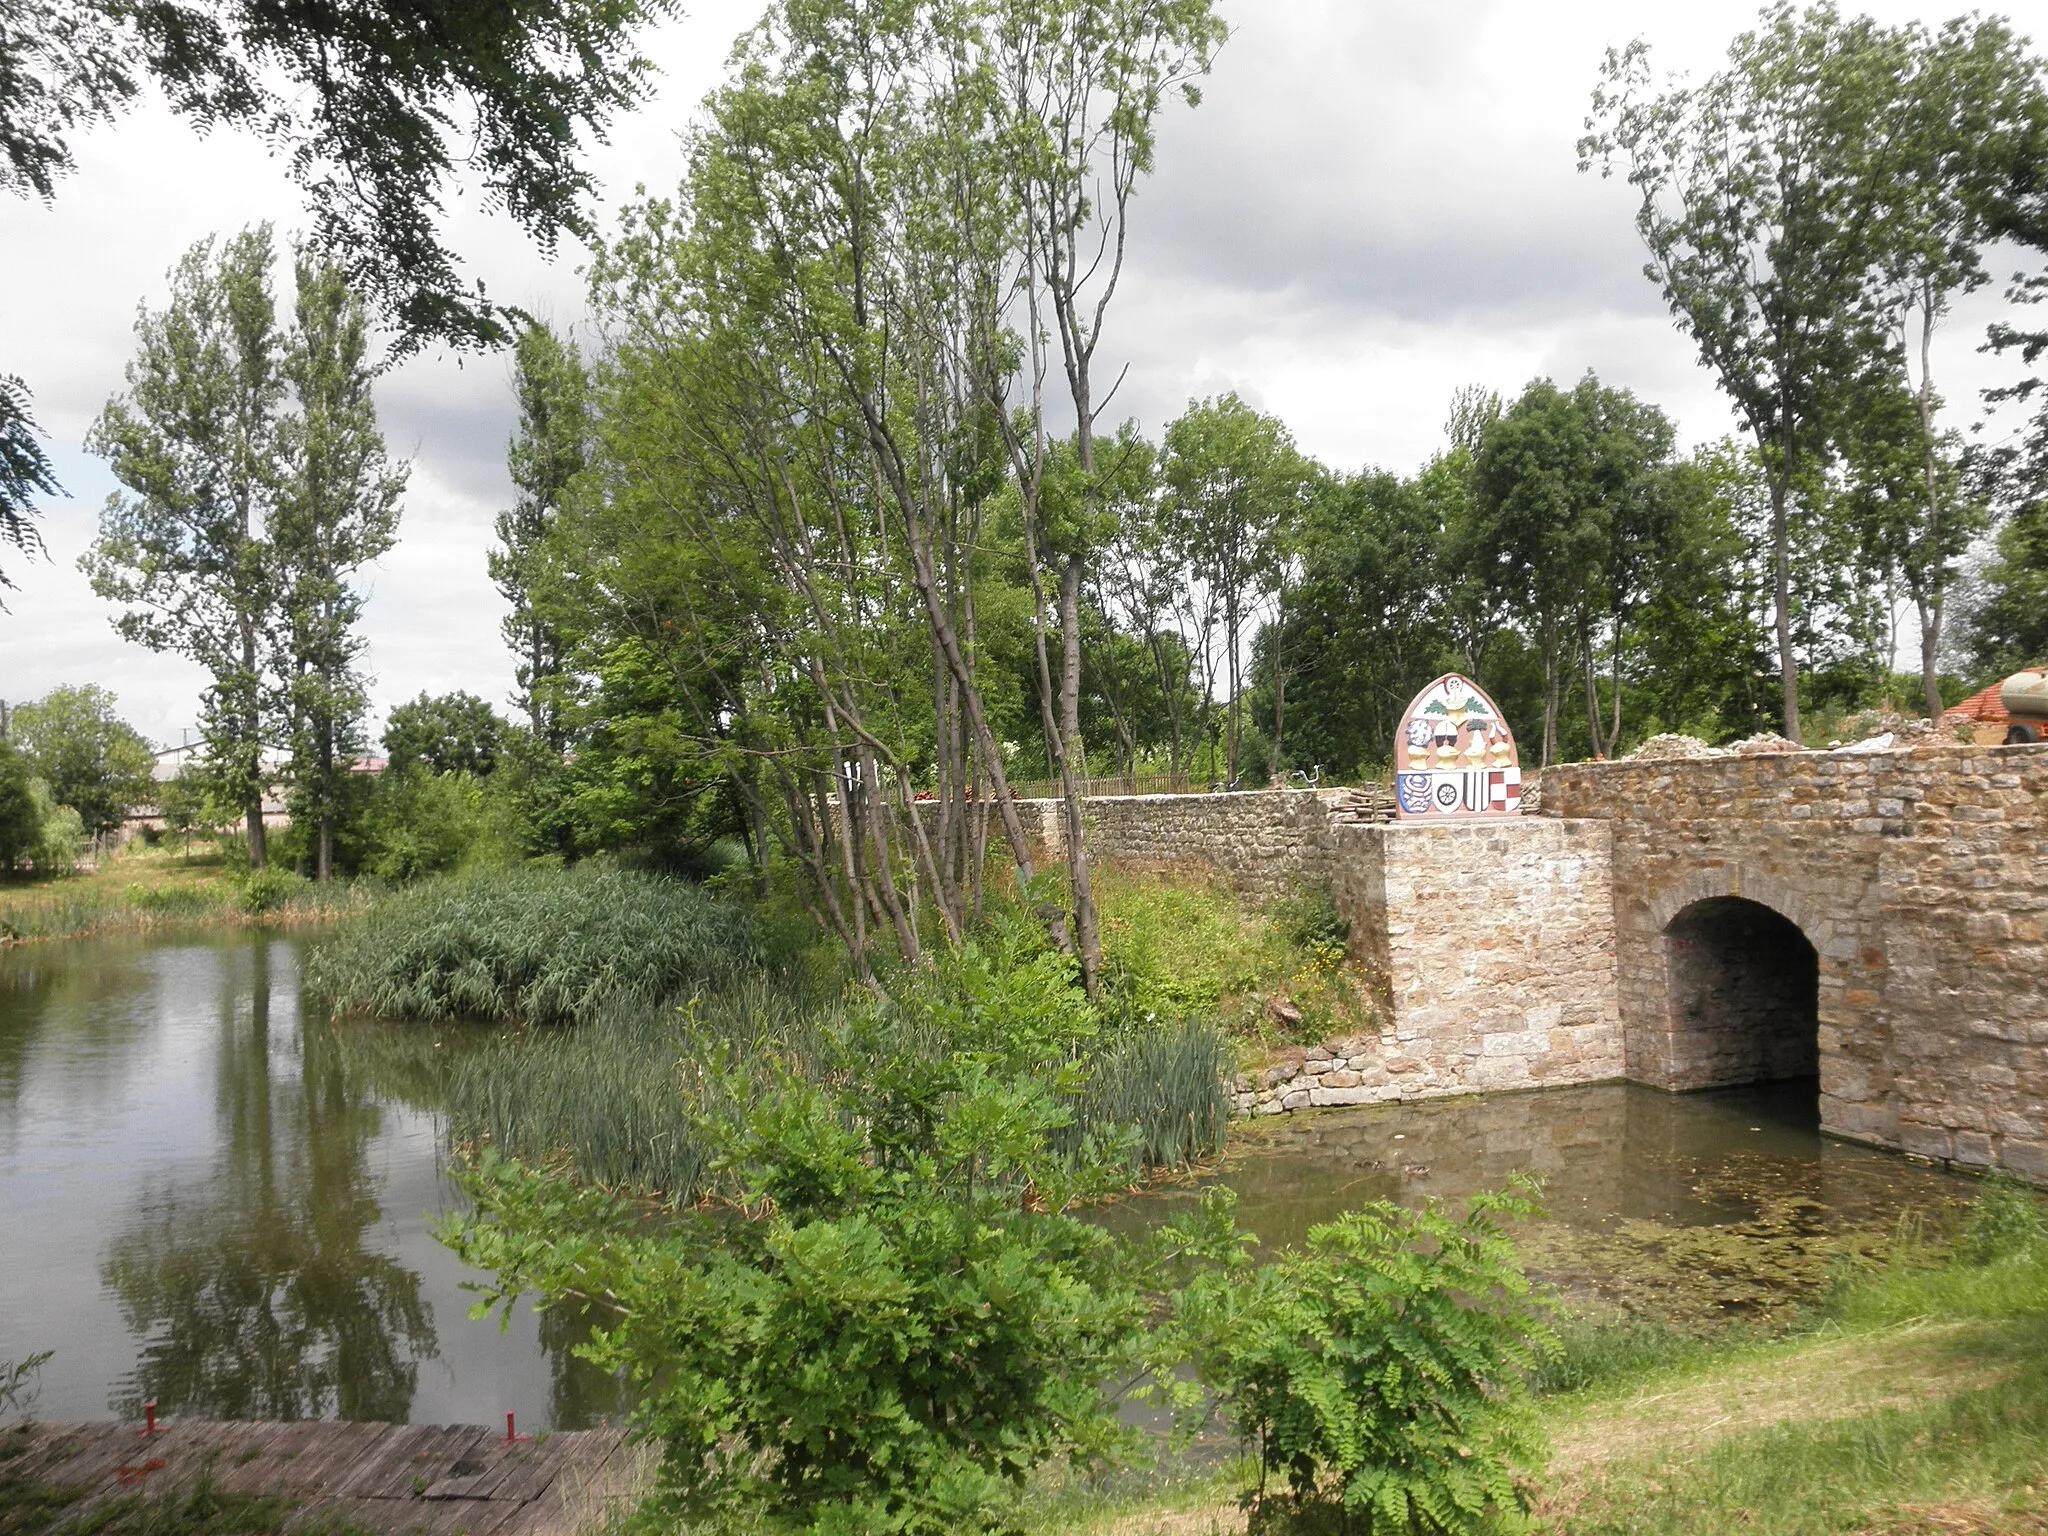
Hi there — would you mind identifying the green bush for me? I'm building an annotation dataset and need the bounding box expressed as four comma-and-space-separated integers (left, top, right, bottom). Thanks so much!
305, 863, 765, 1025
355, 770, 488, 881
1175, 1182, 1555, 1534
444, 971, 1168, 1536
239, 865, 310, 913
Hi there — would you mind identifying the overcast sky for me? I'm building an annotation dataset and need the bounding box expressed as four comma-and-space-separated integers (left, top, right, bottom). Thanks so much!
4, 0, 2046, 747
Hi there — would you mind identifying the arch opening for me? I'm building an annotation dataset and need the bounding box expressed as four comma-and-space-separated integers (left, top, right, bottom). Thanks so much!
1663, 896, 1819, 1090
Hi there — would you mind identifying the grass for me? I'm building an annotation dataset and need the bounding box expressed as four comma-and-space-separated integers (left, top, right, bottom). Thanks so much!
303, 863, 767, 1026
0, 842, 365, 945
1023, 1180, 2048, 1536
1091, 863, 1374, 1055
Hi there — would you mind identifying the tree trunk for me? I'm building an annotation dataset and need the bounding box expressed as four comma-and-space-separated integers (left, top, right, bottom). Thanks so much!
1920, 598, 1945, 723
1224, 592, 1241, 785
1058, 554, 1100, 998
1769, 475, 1800, 742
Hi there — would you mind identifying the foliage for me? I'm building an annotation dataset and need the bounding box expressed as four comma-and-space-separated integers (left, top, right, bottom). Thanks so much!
1173, 1183, 1554, 1534
9, 685, 156, 838
381, 692, 507, 778
342, 770, 487, 882
0, 373, 56, 592
272, 252, 406, 879
1466, 374, 1684, 765
0, 0, 674, 354
20, 783, 82, 876
0, 1352, 50, 1425
237, 865, 309, 915
305, 864, 764, 1026
441, 953, 1197, 1536
493, 325, 585, 745
0, 742, 40, 873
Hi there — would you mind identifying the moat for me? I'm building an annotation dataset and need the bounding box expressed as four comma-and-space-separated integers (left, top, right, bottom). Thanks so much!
0, 932, 1983, 1427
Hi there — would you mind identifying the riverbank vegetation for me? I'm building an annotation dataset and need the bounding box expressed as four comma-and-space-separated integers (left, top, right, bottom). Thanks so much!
0, 840, 367, 944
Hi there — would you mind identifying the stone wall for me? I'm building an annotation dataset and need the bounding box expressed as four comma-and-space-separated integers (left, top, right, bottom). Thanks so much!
1232, 818, 1624, 1116
1023, 787, 1383, 903
1543, 745, 2048, 1179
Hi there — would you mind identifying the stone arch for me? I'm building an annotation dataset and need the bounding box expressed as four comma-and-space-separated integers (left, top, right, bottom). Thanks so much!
1662, 894, 1820, 1089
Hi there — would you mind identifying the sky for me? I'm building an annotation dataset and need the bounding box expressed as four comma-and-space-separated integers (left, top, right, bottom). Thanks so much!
4, 0, 2047, 748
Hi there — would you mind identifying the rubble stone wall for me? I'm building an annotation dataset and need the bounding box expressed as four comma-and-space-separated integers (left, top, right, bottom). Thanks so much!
1235, 819, 1623, 1116
1543, 745, 2048, 1180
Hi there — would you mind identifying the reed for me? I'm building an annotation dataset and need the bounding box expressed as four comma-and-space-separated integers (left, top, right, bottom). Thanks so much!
304, 863, 763, 1025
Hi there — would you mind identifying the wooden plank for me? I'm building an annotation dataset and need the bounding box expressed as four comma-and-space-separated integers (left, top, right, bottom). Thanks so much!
207, 1422, 301, 1497
0, 1422, 100, 1484
267, 1420, 392, 1497
339, 1425, 492, 1502
487, 1430, 631, 1512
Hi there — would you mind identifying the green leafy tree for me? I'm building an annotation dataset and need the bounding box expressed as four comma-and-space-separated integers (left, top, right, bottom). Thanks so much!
493, 324, 586, 748
1162, 395, 1318, 785
1466, 375, 1679, 765
0, 738, 40, 873
1582, 4, 1901, 741
1260, 468, 1453, 776
1175, 1184, 1554, 1534
0, 0, 672, 583
274, 254, 407, 880
382, 692, 508, 778
9, 684, 156, 837
85, 228, 285, 869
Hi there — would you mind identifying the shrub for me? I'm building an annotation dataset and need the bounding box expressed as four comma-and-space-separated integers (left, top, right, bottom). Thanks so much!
239, 865, 310, 913
444, 971, 1167, 1536
1175, 1182, 1555, 1534
305, 863, 765, 1025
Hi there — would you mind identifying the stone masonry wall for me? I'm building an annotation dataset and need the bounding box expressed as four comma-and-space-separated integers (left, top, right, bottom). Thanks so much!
1543, 745, 2048, 1180
1023, 788, 1370, 903
1232, 819, 1623, 1116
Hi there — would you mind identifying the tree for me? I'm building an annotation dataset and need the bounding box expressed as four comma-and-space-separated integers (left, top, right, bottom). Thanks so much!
9, 684, 156, 838
1162, 395, 1316, 785
1261, 469, 1452, 776
0, 374, 56, 594
1465, 376, 1681, 765
85, 228, 284, 869
274, 254, 407, 880
0, 0, 673, 582
1852, 17, 2043, 720
0, 739, 39, 872
492, 325, 586, 748
1582, 4, 1900, 740
382, 692, 508, 778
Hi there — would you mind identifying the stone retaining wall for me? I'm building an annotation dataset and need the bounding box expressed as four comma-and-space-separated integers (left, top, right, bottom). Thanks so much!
1232, 818, 1624, 1116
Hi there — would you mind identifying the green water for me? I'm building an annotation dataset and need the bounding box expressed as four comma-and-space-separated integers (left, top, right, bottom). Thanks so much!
0, 932, 1979, 1428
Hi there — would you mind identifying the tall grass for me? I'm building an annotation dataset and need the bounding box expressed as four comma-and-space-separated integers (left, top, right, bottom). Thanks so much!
449, 981, 827, 1198
304, 863, 764, 1024
1065, 1017, 1230, 1173
0, 876, 363, 944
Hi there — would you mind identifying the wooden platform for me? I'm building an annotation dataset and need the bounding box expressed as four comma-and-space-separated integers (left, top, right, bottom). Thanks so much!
0, 1419, 649, 1536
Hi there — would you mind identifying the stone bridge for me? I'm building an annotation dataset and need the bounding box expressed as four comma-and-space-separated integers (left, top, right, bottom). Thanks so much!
1055, 749, 2048, 1180
1537, 746, 2048, 1180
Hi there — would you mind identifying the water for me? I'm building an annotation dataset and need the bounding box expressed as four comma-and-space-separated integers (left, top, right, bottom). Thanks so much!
0, 933, 1983, 1428
0, 933, 624, 1429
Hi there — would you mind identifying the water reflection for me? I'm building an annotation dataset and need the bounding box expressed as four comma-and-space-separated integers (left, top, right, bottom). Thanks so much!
0, 934, 606, 1427
99, 943, 435, 1421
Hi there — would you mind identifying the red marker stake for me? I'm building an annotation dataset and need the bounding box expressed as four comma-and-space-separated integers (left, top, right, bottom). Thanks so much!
503, 1411, 528, 1445
140, 1401, 163, 1438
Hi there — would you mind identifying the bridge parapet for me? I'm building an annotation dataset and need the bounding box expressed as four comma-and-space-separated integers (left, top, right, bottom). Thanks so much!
1542, 744, 2048, 1179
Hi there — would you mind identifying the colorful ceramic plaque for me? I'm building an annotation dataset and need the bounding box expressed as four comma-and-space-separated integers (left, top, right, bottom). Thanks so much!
1392, 673, 1522, 820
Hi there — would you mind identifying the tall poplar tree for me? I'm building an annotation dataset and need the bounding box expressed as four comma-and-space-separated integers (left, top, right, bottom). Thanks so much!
274, 255, 407, 880
1582, 4, 1896, 741
86, 228, 285, 869
492, 324, 586, 748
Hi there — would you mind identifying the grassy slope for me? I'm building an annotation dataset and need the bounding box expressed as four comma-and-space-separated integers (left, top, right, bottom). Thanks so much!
1032, 1196, 2048, 1536
1090, 862, 1371, 1057
0, 842, 362, 943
